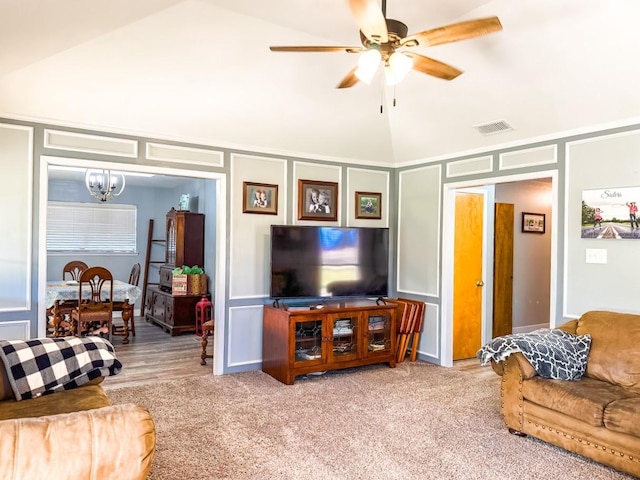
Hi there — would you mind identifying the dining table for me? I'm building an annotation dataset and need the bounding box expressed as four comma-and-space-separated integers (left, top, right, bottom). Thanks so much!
46, 280, 142, 344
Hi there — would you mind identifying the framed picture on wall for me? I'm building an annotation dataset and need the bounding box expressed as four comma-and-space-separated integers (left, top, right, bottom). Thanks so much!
521, 212, 545, 233
298, 179, 338, 221
242, 182, 278, 215
581, 186, 640, 239
355, 191, 382, 219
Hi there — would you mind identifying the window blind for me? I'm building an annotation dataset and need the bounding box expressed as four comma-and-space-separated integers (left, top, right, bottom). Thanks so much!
47, 201, 137, 253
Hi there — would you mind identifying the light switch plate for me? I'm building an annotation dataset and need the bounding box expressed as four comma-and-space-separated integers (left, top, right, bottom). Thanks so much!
586, 248, 607, 264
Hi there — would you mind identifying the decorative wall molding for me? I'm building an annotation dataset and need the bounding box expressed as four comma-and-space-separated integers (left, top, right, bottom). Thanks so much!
227, 305, 264, 367
292, 161, 342, 226
229, 154, 287, 300
0, 123, 33, 312
146, 142, 223, 167
0, 320, 30, 340
418, 302, 439, 358
44, 129, 138, 158
397, 165, 441, 297
346, 167, 390, 227
499, 144, 557, 170
446, 155, 493, 178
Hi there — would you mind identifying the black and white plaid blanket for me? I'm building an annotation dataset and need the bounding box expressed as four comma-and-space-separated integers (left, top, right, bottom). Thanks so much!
477, 329, 592, 381
0, 337, 122, 401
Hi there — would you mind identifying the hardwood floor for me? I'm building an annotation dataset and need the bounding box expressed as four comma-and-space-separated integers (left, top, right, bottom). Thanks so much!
102, 316, 491, 391
102, 316, 212, 391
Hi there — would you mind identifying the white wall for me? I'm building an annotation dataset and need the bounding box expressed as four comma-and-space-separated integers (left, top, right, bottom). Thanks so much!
566, 131, 640, 316
3, 116, 640, 372
0, 124, 32, 339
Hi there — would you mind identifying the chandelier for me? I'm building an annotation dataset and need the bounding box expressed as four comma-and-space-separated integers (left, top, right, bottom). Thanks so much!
84, 169, 126, 202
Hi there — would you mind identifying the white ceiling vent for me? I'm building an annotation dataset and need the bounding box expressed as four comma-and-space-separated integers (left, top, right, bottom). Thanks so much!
473, 120, 514, 136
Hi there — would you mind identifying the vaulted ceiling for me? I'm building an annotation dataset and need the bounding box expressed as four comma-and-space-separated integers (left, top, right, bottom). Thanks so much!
1, 0, 639, 166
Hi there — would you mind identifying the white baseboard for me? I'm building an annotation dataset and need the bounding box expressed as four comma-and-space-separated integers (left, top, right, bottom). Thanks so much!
512, 322, 549, 334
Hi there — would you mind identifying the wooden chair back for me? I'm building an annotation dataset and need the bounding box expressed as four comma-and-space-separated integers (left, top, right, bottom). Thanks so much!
128, 262, 141, 286
62, 260, 88, 281
71, 266, 113, 339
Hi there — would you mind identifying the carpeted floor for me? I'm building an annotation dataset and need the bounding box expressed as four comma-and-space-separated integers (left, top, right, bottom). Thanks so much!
106, 362, 632, 480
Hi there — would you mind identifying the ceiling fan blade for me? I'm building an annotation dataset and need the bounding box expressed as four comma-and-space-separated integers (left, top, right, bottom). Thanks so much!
337, 67, 359, 89
404, 52, 462, 80
270, 46, 362, 53
402, 16, 502, 47
348, 0, 389, 44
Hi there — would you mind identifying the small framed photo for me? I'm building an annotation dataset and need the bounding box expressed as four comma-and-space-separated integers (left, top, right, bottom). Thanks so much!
298, 179, 338, 221
355, 191, 382, 219
242, 182, 278, 215
522, 212, 545, 233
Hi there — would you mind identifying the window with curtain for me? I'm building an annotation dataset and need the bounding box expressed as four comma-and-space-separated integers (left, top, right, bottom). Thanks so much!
47, 201, 137, 253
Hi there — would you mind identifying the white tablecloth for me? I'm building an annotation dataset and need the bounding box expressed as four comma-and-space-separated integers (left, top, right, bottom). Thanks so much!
46, 280, 142, 308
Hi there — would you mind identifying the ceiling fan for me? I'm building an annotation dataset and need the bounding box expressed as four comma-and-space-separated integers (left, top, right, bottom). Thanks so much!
269, 0, 502, 88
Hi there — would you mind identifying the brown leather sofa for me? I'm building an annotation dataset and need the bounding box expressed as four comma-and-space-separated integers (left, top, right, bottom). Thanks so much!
0, 360, 156, 480
492, 310, 640, 477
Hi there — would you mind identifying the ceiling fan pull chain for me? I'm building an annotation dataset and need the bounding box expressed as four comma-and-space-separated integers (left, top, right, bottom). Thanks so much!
393, 84, 397, 107
380, 80, 384, 114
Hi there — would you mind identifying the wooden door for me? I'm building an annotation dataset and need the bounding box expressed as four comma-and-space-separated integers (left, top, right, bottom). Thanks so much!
453, 192, 484, 360
493, 203, 514, 338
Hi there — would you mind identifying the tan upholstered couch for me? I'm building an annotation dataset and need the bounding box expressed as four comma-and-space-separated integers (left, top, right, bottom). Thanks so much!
0, 361, 156, 480
492, 310, 640, 477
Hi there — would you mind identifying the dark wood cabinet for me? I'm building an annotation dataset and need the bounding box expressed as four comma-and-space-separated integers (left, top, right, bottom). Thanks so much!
160, 208, 205, 291
262, 302, 397, 385
146, 208, 207, 334
165, 207, 205, 268
146, 286, 208, 336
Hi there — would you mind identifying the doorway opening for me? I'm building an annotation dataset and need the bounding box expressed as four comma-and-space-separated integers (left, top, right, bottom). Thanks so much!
38, 156, 227, 376
441, 169, 558, 367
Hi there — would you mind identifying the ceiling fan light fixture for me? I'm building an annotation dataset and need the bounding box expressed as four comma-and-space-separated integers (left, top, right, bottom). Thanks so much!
384, 51, 413, 85
354, 48, 381, 84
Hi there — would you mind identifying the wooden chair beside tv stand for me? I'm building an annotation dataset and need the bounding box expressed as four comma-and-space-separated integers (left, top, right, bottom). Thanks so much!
262, 302, 397, 385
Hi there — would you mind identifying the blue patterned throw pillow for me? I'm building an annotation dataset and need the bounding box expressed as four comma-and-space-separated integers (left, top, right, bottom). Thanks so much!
477, 329, 592, 381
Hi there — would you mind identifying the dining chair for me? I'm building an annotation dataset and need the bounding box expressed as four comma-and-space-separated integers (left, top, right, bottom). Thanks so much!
122, 262, 141, 337
200, 319, 214, 366
70, 266, 113, 341
128, 262, 141, 287
62, 260, 88, 281
54, 260, 89, 336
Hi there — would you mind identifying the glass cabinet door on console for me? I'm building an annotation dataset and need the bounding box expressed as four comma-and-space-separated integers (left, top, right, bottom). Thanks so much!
327, 313, 359, 362
364, 312, 393, 358
293, 317, 324, 365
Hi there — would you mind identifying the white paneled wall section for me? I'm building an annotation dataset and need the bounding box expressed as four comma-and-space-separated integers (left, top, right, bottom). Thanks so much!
230, 154, 287, 299
293, 161, 341, 226
146, 142, 224, 167
346, 167, 390, 227
0, 320, 30, 340
416, 302, 439, 361
227, 305, 264, 368
499, 144, 557, 170
0, 124, 33, 314
446, 155, 493, 178
397, 165, 441, 297
565, 130, 640, 317
44, 129, 138, 157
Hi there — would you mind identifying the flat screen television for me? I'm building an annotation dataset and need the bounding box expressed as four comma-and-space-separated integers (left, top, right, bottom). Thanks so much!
270, 225, 389, 299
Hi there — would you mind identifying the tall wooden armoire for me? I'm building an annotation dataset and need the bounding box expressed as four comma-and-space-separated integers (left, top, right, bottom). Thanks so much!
145, 208, 208, 335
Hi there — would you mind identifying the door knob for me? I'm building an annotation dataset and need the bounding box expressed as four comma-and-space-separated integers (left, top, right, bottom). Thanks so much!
476, 280, 484, 287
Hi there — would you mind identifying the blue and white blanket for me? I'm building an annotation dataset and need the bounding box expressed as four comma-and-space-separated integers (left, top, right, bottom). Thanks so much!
0, 336, 122, 401
477, 329, 591, 381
